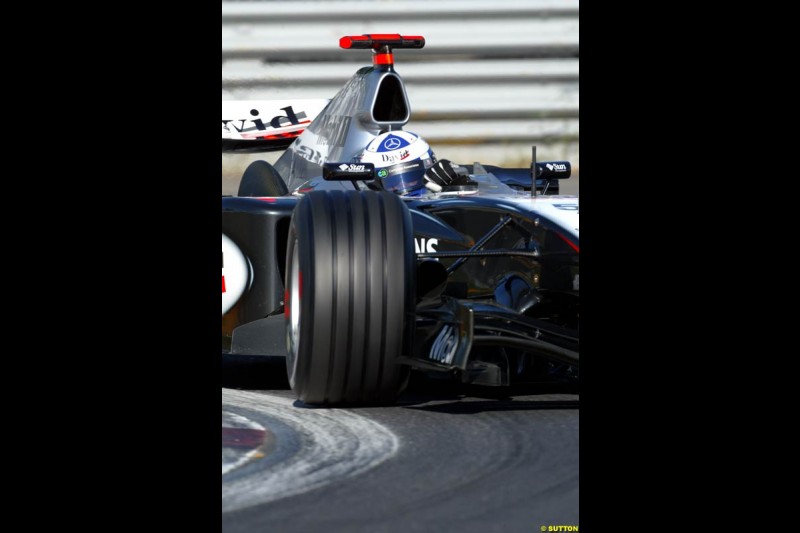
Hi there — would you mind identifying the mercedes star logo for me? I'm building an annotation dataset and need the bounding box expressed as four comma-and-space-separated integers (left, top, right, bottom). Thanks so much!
383, 137, 402, 150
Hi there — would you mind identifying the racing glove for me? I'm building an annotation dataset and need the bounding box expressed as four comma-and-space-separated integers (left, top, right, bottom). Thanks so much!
424, 159, 476, 192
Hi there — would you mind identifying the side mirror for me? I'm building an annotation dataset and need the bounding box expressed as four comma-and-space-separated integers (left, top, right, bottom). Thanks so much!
322, 162, 376, 181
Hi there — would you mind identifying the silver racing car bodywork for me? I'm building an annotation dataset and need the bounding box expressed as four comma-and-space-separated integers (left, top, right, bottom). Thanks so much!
222, 34, 578, 405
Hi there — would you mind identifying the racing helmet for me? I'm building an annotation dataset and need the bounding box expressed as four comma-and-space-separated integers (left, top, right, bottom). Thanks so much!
359, 131, 436, 196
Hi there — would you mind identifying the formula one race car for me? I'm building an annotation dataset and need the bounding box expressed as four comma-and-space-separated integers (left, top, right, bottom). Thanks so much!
222, 34, 578, 405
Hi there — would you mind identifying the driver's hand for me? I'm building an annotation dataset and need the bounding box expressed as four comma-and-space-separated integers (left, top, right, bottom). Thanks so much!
424, 159, 461, 192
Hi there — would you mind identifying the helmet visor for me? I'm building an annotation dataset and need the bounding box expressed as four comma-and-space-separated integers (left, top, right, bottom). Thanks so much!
377, 159, 427, 195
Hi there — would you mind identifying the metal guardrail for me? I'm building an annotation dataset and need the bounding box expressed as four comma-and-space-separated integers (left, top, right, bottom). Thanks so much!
222, 0, 579, 172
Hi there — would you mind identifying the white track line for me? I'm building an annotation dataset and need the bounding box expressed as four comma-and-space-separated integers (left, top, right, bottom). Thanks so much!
222, 389, 400, 512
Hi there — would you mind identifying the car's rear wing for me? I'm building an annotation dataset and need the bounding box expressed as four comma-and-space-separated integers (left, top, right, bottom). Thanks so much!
222, 99, 330, 152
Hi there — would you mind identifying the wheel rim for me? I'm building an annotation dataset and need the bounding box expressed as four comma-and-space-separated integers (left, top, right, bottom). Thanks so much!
286, 242, 301, 387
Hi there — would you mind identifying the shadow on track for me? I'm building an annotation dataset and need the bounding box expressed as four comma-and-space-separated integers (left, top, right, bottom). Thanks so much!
222, 354, 578, 414
396, 372, 579, 414
222, 353, 290, 390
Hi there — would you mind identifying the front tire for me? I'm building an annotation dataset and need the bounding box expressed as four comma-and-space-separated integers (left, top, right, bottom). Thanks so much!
285, 190, 414, 405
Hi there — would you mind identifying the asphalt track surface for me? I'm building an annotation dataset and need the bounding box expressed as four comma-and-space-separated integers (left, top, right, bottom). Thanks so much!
222, 354, 579, 533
